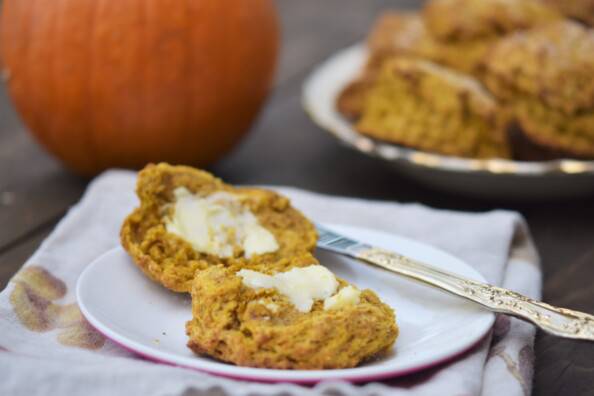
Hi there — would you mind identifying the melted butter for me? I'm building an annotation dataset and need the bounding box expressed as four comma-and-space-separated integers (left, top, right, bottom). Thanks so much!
323, 285, 361, 310
258, 300, 280, 313
165, 187, 278, 258
237, 265, 360, 313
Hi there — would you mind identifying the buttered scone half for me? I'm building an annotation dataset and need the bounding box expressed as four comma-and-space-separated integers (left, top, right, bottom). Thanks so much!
186, 263, 398, 369
120, 163, 317, 293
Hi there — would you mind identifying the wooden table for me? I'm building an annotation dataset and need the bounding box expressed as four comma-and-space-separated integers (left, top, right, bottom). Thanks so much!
1, 1, 593, 394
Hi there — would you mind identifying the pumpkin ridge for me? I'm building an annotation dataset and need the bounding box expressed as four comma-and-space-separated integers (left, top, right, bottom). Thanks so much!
181, 0, 191, 156
48, 0, 60, 167
141, 0, 149, 164
20, 0, 41, 147
83, 0, 102, 172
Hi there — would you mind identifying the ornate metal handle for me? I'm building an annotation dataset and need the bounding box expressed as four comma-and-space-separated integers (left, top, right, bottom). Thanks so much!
357, 247, 594, 341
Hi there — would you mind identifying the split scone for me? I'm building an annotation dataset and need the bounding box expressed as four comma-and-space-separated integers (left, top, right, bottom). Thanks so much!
120, 163, 317, 292
480, 20, 594, 158
356, 58, 510, 159
186, 264, 398, 369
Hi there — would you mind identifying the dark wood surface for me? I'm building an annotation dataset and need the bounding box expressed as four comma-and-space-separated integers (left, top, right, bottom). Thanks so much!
1, 1, 593, 395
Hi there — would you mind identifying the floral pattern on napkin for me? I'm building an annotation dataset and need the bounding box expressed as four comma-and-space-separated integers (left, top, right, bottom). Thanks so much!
10, 266, 105, 350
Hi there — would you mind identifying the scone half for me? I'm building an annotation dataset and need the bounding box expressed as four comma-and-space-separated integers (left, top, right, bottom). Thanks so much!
121, 163, 317, 292
186, 264, 398, 369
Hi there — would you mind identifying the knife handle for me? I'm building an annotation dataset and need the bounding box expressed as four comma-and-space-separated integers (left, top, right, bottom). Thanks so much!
357, 247, 594, 342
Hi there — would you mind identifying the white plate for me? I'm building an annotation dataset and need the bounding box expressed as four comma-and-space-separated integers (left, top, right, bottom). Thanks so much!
302, 44, 594, 200
77, 223, 494, 383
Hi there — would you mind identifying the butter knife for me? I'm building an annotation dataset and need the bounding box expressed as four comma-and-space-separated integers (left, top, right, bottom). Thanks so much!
315, 224, 594, 342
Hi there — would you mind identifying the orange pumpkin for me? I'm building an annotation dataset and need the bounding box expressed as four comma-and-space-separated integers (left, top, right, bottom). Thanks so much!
0, 0, 279, 176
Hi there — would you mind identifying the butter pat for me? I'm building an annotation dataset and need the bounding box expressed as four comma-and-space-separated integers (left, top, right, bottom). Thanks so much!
237, 265, 360, 313
323, 285, 361, 310
243, 224, 278, 258
259, 300, 279, 313
165, 187, 278, 258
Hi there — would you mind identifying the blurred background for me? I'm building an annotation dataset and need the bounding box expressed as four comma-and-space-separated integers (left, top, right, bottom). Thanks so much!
1, 0, 591, 280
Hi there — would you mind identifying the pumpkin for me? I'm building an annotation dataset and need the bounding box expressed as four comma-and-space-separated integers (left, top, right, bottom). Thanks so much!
0, 0, 279, 176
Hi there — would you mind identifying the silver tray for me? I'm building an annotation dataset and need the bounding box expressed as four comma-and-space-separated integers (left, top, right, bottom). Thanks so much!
302, 44, 594, 199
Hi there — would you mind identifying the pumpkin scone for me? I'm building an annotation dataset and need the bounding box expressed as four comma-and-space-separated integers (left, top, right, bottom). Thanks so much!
366, 12, 431, 63
422, 0, 561, 73
186, 264, 398, 369
337, 13, 431, 120
120, 163, 317, 292
335, 4, 557, 121
365, 11, 495, 74
542, 0, 594, 26
423, 0, 561, 41
336, 75, 377, 120
480, 20, 594, 158
355, 58, 510, 159
337, 12, 488, 120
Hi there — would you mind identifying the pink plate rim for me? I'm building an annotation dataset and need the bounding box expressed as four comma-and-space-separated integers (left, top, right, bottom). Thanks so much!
85, 319, 490, 384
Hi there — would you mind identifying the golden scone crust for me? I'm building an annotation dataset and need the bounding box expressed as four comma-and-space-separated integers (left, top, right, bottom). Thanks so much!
186, 265, 398, 369
423, 0, 561, 41
120, 163, 317, 293
336, 13, 431, 121
481, 21, 594, 157
367, 12, 430, 57
513, 107, 594, 158
356, 58, 510, 159
543, 0, 594, 26
336, 76, 376, 120
481, 20, 594, 114
337, 12, 499, 121
421, 0, 560, 73
364, 12, 492, 74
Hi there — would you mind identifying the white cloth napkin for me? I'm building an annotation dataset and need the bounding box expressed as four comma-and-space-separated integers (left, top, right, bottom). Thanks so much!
0, 170, 541, 396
